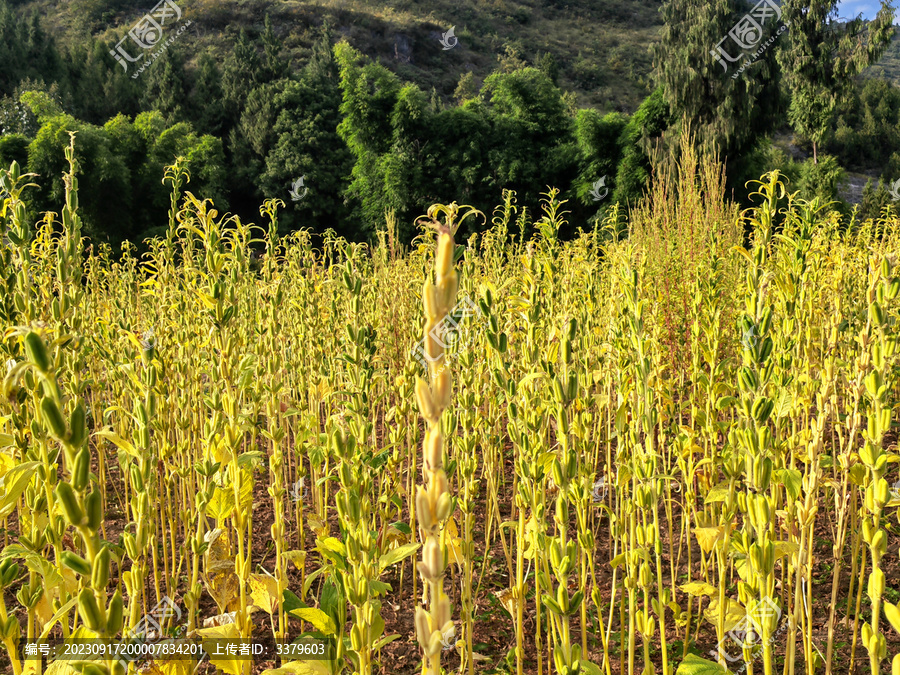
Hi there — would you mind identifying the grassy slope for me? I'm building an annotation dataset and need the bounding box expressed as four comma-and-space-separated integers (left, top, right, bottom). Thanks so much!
29, 0, 664, 112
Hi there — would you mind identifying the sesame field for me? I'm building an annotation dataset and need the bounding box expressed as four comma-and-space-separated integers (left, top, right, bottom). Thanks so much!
2, 145, 900, 675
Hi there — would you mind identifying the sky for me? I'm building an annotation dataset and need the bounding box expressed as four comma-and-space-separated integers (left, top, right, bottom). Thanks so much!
835, 0, 889, 20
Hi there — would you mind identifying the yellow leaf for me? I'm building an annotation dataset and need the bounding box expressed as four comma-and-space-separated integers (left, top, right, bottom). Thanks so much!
289, 608, 336, 636
250, 573, 280, 615
703, 597, 746, 633
261, 663, 331, 675
144, 660, 197, 675
283, 550, 307, 571
773, 541, 800, 560
494, 588, 518, 617
197, 621, 246, 675
693, 526, 725, 554
680, 582, 718, 597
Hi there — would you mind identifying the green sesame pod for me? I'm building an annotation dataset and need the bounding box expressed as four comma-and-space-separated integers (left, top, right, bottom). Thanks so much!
73, 447, 90, 492
55, 482, 84, 526
23, 331, 51, 372
69, 402, 87, 447
130, 464, 144, 493
77, 588, 105, 632
91, 547, 110, 590
60, 551, 92, 577
85, 489, 103, 530
106, 589, 124, 636
41, 397, 67, 440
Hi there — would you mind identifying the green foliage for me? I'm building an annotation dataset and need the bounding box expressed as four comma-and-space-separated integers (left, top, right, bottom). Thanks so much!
655, 0, 782, 163
613, 87, 670, 206
777, 0, 896, 162
260, 27, 353, 236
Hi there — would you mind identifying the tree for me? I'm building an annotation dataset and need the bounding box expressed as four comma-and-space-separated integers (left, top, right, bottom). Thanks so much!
189, 53, 227, 136
141, 48, 188, 122
655, 0, 782, 167
777, 0, 895, 163
260, 27, 353, 235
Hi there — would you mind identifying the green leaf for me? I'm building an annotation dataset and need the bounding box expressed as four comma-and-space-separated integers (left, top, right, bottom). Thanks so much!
389, 521, 412, 536
579, 660, 602, 675
370, 580, 392, 596
289, 608, 336, 636
378, 542, 420, 571
675, 654, 728, 675
282, 589, 306, 614
773, 468, 802, 501
321, 579, 343, 632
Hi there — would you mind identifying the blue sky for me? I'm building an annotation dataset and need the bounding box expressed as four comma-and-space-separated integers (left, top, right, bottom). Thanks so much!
835, 0, 891, 20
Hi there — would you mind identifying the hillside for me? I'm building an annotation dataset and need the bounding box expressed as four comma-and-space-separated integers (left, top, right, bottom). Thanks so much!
25, 0, 665, 111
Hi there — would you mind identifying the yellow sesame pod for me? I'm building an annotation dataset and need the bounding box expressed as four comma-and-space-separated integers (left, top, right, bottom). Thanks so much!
435, 233, 455, 279
41, 397, 67, 440
23, 331, 51, 372
873, 529, 887, 558
870, 568, 886, 600
416, 377, 437, 423
56, 482, 84, 526
432, 367, 451, 412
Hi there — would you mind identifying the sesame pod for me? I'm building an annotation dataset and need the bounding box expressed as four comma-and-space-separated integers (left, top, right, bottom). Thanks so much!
92, 547, 110, 589
73, 447, 90, 492
566, 371, 577, 401
107, 589, 124, 635
130, 463, 144, 493
341, 270, 352, 291
23, 332, 51, 372
416, 377, 437, 423
85, 489, 103, 530
567, 317, 577, 341
69, 402, 87, 448
41, 397, 67, 440
61, 551, 92, 577
893, 653, 900, 675
435, 233, 455, 278
77, 587, 105, 632
869, 568, 886, 600
56, 482, 84, 526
